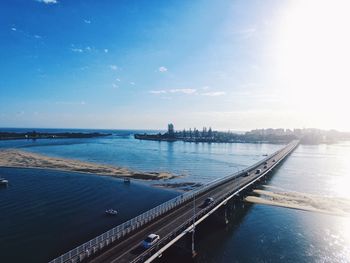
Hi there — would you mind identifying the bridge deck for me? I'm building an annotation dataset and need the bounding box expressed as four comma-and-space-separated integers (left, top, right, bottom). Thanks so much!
86, 140, 299, 263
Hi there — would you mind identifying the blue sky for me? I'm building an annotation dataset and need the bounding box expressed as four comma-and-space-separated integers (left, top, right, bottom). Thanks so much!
1, 0, 349, 130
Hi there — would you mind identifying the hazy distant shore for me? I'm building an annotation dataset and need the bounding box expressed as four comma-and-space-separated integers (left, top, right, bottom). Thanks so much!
0, 149, 176, 180
0, 131, 111, 141
135, 125, 350, 145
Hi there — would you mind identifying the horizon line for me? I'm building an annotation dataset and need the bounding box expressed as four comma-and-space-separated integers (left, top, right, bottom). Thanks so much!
1, 126, 349, 133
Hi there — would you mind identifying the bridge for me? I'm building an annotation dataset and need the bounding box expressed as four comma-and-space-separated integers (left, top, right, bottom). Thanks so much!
49, 140, 299, 263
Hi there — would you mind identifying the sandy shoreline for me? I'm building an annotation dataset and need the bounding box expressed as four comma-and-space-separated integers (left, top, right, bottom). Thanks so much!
0, 149, 176, 180
245, 187, 350, 217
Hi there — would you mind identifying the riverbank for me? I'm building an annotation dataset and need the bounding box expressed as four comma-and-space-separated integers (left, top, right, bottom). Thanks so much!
0, 131, 111, 140
0, 149, 176, 180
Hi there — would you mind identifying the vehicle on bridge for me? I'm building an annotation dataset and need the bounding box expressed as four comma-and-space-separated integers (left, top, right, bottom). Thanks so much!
256, 169, 262, 174
243, 171, 250, 177
203, 197, 214, 206
142, 234, 160, 249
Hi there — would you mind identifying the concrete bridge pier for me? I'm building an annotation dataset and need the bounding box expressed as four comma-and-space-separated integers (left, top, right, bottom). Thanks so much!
163, 231, 198, 261
213, 204, 229, 226
212, 195, 249, 226
221, 206, 229, 225
235, 193, 246, 209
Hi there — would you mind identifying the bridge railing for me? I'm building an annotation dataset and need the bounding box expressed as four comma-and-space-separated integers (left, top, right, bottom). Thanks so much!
129, 140, 299, 263
130, 205, 211, 263
49, 141, 297, 263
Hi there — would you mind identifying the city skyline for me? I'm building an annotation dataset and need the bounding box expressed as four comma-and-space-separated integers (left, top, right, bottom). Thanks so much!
1, 0, 350, 131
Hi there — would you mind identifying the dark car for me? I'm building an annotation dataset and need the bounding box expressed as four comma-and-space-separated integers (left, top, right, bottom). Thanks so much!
243, 172, 250, 177
204, 197, 214, 206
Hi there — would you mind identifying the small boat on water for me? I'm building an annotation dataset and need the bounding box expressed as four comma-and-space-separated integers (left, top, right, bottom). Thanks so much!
105, 209, 118, 215
124, 178, 131, 184
0, 177, 9, 186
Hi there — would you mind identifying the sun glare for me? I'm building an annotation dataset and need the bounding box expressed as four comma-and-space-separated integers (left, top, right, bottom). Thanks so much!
273, 0, 350, 130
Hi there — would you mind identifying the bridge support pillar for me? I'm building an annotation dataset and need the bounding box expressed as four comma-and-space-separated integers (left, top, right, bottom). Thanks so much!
214, 205, 229, 226
167, 231, 198, 260
223, 207, 229, 225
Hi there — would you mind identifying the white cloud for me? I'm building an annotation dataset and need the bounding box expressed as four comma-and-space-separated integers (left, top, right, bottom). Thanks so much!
104, 49, 108, 53
109, 65, 118, 70
170, 88, 196, 94
112, 83, 119, 89
158, 66, 168, 72
10, 26, 42, 40
84, 19, 91, 24
36, 0, 58, 4
149, 90, 167, 94
71, 48, 83, 53
115, 78, 121, 82
71, 46, 97, 53
149, 88, 197, 95
130, 82, 135, 85
201, 91, 226, 96
149, 88, 226, 97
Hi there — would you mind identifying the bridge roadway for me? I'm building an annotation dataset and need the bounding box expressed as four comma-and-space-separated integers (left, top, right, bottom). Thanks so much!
86, 140, 299, 263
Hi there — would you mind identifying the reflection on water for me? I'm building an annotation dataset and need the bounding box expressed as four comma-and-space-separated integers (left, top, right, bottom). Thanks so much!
182, 143, 350, 262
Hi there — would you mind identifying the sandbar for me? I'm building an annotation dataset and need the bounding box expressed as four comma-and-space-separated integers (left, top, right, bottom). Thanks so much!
0, 149, 176, 180
245, 188, 350, 217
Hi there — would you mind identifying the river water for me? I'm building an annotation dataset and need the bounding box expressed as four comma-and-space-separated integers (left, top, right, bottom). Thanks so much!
0, 129, 349, 262
186, 142, 350, 263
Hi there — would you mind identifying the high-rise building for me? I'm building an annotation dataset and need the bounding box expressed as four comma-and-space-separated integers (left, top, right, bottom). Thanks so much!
168, 123, 174, 137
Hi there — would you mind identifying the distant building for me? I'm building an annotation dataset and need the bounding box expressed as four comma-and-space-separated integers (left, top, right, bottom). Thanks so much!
208, 127, 213, 138
134, 123, 350, 144
168, 123, 174, 137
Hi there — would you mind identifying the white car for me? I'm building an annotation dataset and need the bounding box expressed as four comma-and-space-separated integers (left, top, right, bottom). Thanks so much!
142, 234, 160, 248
